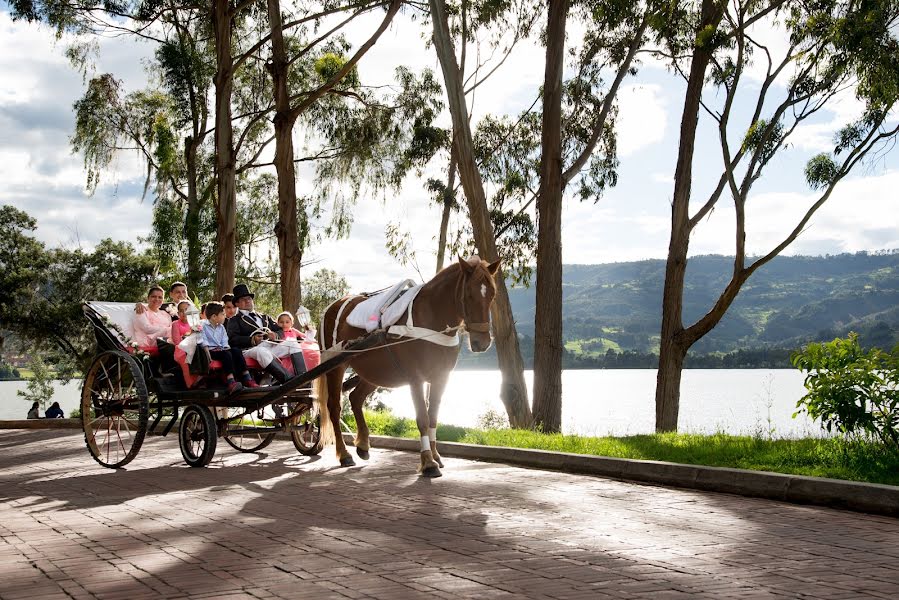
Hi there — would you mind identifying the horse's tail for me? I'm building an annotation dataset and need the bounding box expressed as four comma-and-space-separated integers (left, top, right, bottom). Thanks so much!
313, 375, 335, 446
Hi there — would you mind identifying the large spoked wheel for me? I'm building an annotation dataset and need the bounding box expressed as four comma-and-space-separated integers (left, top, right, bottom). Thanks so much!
223, 407, 277, 453
179, 404, 217, 467
290, 404, 322, 456
81, 351, 149, 469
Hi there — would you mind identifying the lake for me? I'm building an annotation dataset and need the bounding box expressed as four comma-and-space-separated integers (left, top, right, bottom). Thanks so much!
0, 369, 819, 437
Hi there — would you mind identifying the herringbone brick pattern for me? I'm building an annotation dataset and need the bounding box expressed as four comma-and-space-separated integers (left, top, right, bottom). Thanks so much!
1, 429, 897, 599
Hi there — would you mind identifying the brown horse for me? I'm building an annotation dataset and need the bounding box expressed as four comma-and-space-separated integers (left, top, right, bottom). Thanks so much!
314, 256, 501, 477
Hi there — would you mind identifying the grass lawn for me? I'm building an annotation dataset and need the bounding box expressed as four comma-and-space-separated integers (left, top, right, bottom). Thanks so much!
346, 410, 899, 487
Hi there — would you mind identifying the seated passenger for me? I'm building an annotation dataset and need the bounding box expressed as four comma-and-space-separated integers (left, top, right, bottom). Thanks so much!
171, 301, 194, 345
132, 286, 172, 349
135, 281, 194, 319
200, 301, 258, 393
276, 312, 305, 340
222, 294, 238, 320
226, 283, 306, 383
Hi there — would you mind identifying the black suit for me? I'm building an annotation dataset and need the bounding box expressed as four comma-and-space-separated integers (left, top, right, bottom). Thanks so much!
226, 311, 284, 349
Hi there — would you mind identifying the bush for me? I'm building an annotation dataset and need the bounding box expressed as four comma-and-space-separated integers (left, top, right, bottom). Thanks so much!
792, 333, 899, 450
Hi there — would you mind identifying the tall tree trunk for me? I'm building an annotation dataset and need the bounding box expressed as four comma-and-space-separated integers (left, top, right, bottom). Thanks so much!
430, 0, 532, 428
184, 138, 202, 291
267, 0, 302, 313
212, 0, 237, 298
532, 0, 568, 433
655, 0, 724, 432
435, 147, 457, 273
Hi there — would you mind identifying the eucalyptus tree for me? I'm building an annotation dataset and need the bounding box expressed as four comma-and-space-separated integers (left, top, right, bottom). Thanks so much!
530, 1, 651, 432
653, 0, 899, 431
70, 3, 215, 293
261, 0, 401, 312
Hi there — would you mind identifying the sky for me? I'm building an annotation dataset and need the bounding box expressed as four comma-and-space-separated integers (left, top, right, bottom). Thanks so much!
2, 5, 898, 293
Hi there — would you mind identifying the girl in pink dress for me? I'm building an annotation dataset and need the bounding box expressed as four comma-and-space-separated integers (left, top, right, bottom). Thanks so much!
276, 312, 304, 340
171, 301, 194, 345
132, 286, 172, 349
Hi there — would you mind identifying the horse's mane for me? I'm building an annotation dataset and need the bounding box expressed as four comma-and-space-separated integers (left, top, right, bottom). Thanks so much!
428, 257, 496, 291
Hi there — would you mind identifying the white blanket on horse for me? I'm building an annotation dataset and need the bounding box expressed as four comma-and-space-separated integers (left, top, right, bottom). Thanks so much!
346, 279, 422, 332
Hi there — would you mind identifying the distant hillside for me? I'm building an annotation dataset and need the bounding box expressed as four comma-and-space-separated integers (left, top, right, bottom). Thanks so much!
505, 251, 899, 355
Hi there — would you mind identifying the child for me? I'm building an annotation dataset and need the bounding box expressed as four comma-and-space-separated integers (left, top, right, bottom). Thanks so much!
200, 302, 258, 393
171, 301, 194, 345
276, 311, 304, 340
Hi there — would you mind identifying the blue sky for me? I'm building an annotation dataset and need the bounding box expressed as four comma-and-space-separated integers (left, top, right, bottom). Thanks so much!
2, 6, 897, 292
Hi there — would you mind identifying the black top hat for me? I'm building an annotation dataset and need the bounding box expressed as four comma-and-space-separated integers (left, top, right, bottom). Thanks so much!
232, 283, 255, 301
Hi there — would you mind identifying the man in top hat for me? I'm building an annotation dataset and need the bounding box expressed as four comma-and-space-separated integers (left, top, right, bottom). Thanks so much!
226, 283, 306, 384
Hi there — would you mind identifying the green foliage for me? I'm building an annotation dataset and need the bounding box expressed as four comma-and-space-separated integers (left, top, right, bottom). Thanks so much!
0, 205, 162, 376
804, 153, 839, 190
0, 362, 21, 380
301, 269, 350, 324
314, 52, 360, 88
792, 333, 899, 449
16, 355, 54, 411
346, 409, 899, 485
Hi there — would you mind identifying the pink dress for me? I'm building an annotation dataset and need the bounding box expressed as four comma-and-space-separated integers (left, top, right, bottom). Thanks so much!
171, 320, 192, 345
133, 310, 172, 348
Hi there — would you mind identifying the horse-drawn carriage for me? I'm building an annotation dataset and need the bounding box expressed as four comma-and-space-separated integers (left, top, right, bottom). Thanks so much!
80, 257, 502, 477
80, 301, 330, 469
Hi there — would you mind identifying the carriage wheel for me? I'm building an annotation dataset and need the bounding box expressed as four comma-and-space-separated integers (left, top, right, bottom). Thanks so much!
81, 351, 149, 469
290, 404, 323, 456
223, 407, 277, 453
179, 405, 217, 467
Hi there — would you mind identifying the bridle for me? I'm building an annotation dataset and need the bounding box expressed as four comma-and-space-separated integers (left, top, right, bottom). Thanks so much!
455, 265, 493, 335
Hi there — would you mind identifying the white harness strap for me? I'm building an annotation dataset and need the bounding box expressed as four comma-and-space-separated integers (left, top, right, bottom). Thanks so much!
320, 296, 358, 350
386, 293, 460, 347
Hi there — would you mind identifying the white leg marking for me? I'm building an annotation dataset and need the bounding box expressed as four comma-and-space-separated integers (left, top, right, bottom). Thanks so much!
420, 435, 430, 451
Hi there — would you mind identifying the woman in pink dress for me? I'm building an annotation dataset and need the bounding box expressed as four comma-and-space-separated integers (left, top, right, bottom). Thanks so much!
132, 286, 172, 350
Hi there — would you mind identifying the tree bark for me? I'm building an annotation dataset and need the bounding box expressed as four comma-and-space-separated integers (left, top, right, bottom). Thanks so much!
429, 0, 532, 428
267, 0, 302, 313
435, 146, 457, 274
531, 0, 568, 433
212, 0, 237, 298
184, 138, 203, 291
655, 0, 724, 432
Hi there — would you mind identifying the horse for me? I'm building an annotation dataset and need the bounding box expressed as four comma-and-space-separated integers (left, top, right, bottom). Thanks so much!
313, 256, 501, 477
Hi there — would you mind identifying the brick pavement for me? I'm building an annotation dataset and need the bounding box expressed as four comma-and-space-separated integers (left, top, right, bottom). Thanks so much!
1, 430, 897, 599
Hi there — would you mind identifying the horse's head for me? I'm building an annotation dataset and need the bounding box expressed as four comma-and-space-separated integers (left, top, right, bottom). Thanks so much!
457, 256, 501, 353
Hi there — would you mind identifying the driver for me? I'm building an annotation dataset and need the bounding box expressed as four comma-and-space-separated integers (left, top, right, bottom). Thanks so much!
226, 283, 306, 384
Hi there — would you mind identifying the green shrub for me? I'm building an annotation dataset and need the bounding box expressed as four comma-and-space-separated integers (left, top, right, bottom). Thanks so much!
792, 333, 899, 449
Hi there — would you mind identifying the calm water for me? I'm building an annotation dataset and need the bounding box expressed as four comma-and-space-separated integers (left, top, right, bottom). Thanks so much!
0, 369, 818, 437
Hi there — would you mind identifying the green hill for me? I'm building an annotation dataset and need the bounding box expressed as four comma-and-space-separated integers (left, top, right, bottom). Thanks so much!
505, 251, 899, 356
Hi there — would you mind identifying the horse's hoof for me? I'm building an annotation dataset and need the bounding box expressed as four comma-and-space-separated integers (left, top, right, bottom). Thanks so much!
356, 448, 370, 460
420, 465, 442, 478
339, 456, 356, 467
434, 456, 444, 468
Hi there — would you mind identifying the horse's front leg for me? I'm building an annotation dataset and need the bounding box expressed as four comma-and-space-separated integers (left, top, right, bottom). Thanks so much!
327, 369, 355, 468
426, 374, 449, 469
410, 380, 441, 478
349, 378, 376, 460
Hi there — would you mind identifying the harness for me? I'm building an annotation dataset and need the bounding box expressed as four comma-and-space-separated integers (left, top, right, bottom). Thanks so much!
321, 265, 492, 352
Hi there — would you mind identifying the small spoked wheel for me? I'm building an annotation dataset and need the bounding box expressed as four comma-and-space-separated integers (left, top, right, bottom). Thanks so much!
290, 404, 323, 456
81, 351, 149, 469
223, 407, 277, 453
179, 404, 217, 467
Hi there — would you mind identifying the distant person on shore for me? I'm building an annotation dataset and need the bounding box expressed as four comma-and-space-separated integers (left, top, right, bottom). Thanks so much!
26, 402, 40, 419
45, 402, 64, 419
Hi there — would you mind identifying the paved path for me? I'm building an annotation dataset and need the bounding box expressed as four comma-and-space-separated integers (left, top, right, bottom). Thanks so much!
1, 430, 897, 600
